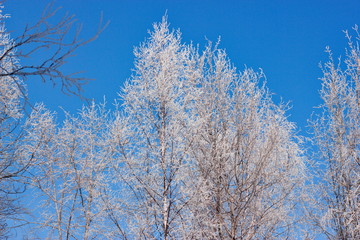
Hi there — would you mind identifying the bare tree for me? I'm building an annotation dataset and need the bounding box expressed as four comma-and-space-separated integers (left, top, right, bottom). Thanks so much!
1, 2, 107, 98
310, 26, 360, 239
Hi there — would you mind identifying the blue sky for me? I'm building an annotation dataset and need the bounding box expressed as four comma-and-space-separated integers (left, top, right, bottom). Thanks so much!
5, 0, 360, 135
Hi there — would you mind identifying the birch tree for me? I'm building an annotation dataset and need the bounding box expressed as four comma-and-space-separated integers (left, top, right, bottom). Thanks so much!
17, 15, 309, 239
23, 102, 116, 239
183, 43, 306, 239
115, 17, 197, 239
114, 17, 306, 239
311, 26, 360, 239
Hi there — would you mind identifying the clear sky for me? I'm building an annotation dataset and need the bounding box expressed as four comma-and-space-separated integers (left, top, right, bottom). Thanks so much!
5, 0, 360, 135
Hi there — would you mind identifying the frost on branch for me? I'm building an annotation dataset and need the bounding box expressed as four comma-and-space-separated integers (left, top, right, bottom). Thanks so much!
113, 17, 306, 239
0, 5, 27, 237
23, 102, 117, 239
310, 26, 360, 239
14, 14, 308, 239
182, 43, 306, 239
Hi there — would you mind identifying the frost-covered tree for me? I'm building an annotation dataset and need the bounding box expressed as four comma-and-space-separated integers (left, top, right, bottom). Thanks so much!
14, 14, 308, 239
114, 17, 197, 239
113, 17, 306, 239
182, 43, 306, 239
311, 26, 360, 239
0, 5, 26, 237
22, 103, 117, 239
